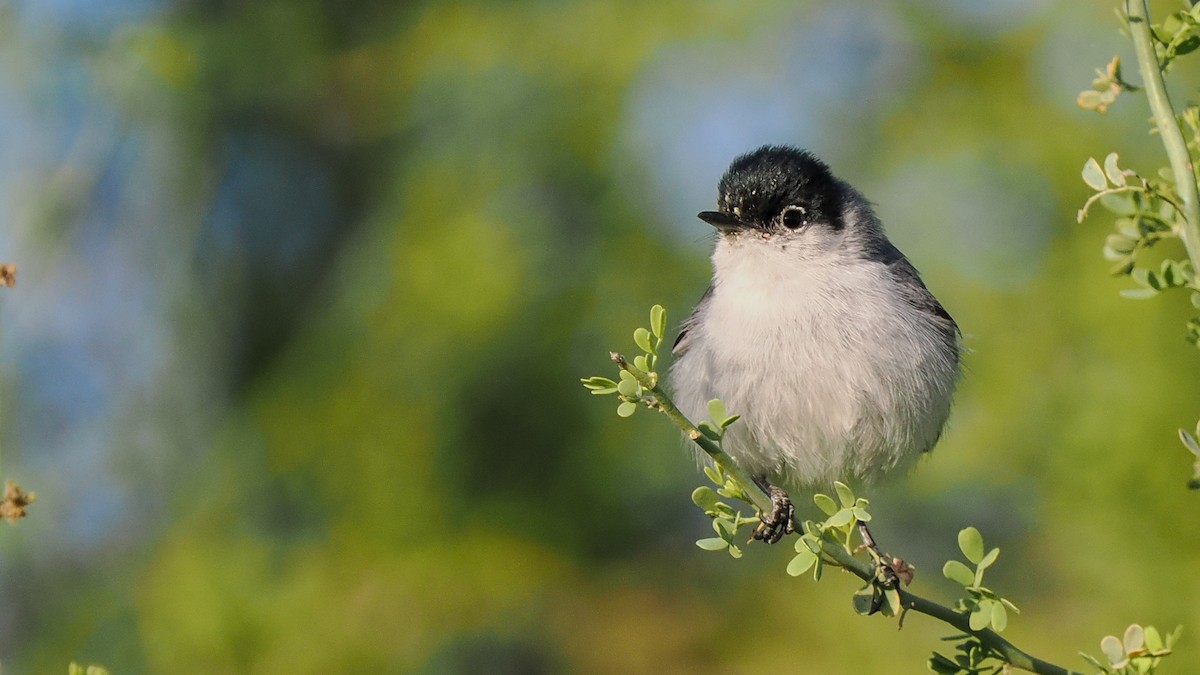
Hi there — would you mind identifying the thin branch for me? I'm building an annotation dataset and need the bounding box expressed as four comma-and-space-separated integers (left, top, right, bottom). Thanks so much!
612, 351, 1082, 675
611, 352, 770, 513
1127, 0, 1200, 267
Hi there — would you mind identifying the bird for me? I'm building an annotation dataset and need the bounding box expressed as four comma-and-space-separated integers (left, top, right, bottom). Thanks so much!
668, 145, 960, 544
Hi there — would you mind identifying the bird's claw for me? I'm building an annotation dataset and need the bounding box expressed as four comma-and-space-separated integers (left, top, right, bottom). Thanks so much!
856, 521, 913, 614
752, 484, 795, 544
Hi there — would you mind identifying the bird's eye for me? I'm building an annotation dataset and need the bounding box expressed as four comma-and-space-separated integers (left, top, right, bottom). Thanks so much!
780, 205, 807, 229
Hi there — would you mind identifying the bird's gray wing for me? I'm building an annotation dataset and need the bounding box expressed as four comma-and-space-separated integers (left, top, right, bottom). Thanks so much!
672, 285, 713, 357
873, 241, 959, 338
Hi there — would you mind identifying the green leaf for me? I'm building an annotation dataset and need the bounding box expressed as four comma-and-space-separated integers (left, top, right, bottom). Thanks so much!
958, 527, 985, 564
786, 550, 817, 577
1079, 652, 1106, 670
813, 493, 839, 516
616, 401, 637, 417
1082, 157, 1108, 190
581, 376, 615, 387
1109, 258, 1135, 276
990, 600, 1008, 632
976, 547, 1000, 572
851, 585, 876, 615
1178, 34, 1200, 56
692, 486, 720, 511
1104, 153, 1126, 186
852, 506, 872, 523
943, 560, 975, 586
833, 481, 855, 508
796, 533, 822, 554
1190, 291, 1200, 308
696, 537, 728, 551
1077, 89, 1105, 110
1165, 625, 1184, 649
969, 602, 992, 631
1142, 624, 1161, 648
697, 421, 722, 441
824, 508, 855, 528
1180, 429, 1200, 456
703, 465, 721, 484
719, 414, 740, 429
1000, 597, 1020, 614
650, 305, 666, 340
633, 327, 653, 354
1131, 266, 1152, 288
1120, 288, 1159, 299
633, 355, 649, 372
1101, 635, 1126, 666
616, 378, 640, 398
1142, 267, 1164, 288
1161, 259, 1182, 286
1105, 232, 1137, 253
883, 587, 901, 617
1124, 624, 1145, 653
714, 517, 735, 539
707, 399, 727, 425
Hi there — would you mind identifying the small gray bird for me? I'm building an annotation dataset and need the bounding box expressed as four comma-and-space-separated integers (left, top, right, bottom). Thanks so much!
669, 145, 960, 542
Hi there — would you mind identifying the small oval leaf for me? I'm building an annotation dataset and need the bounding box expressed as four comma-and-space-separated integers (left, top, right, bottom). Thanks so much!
692, 486, 720, 510
851, 586, 876, 615
943, 560, 975, 586
707, 399, 727, 425
617, 379, 640, 398
786, 551, 817, 577
633, 327, 653, 354
824, 509, 854, 528
958, 527, 985, 564
696, 537, 728, 551
969, 604, 991, 631
990, 600, 1008, 632
616, 401, 637, 417
833, 481, 855, 508
1082, 157, 1108, 190
1124, 624, 1145, 653
1104, 152, 1126, 186
813, 493, 839, 516
1101, 635, 1126, 665
976, 547, 1000, 571
1180, 429, 1200, 456
650, 305, 666, 339
1120, 287, 1159, 299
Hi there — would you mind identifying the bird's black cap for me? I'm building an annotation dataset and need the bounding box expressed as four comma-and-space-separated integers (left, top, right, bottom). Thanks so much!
699, 145, 844, 232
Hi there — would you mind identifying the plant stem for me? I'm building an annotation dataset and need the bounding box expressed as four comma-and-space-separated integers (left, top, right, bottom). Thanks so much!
610, 352, 771, 513
613, 352, 1080, 674
1127, 0, 1200, 267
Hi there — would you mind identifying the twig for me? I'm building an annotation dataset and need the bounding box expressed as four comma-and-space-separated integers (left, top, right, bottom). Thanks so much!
1127, 0, 1200, 267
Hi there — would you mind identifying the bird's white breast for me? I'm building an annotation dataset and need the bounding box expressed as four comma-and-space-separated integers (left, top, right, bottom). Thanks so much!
669, 235, 956, 490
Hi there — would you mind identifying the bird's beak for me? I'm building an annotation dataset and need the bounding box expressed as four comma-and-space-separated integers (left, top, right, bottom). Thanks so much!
697, 210, 748, 233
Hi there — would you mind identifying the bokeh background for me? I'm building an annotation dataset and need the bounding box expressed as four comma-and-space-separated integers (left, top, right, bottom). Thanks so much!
1, 0, 1199, 672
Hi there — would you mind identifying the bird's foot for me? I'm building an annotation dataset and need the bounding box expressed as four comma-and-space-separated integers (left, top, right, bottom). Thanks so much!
752, 484, 795, 544
855, 521, 914, 613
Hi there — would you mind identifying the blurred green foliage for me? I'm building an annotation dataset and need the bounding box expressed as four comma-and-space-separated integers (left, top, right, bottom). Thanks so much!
4, 0, 1200, 673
